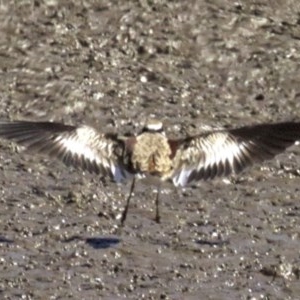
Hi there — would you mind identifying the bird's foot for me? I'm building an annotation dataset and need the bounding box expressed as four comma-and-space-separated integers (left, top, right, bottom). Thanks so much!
155, 214, 161, 224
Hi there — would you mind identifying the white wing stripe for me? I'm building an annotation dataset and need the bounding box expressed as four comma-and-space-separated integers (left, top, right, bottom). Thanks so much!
50, 127, 129, 182
172, 134, 252, 186
57, 136, 100, 163
173, 167, 192, 186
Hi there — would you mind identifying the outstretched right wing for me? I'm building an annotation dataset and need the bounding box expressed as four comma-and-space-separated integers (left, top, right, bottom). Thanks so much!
0, 120, 132, 182
170, 122, 300, 186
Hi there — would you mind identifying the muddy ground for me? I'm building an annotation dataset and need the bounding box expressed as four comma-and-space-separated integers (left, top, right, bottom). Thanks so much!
0, 0, 300, 299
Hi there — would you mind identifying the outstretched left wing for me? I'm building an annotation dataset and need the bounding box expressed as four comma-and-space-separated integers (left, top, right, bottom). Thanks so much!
0, 120, 132, 182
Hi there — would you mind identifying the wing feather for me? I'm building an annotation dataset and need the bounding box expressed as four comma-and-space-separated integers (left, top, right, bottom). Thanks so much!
0, 120, 132, 182
171, 122, 300, 186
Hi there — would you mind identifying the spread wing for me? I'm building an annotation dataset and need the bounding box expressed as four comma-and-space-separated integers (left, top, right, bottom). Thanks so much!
171, 122, 300, 186
0, 120, 132, 182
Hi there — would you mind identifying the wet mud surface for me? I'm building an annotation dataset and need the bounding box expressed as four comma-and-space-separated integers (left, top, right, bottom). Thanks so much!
1, 1, 300, 299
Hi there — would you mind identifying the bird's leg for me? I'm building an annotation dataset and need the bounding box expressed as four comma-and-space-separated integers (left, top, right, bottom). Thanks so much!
155, 184, 161, 223
120, 177, 136, 226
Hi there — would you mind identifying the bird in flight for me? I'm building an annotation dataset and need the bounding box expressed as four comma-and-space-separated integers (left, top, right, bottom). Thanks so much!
0, 119, 299, 225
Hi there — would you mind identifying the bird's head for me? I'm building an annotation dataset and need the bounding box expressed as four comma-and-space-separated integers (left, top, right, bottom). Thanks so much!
141, 119, 164, 134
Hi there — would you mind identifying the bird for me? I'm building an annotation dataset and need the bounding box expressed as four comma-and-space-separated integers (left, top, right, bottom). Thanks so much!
0, 118, 300, 225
